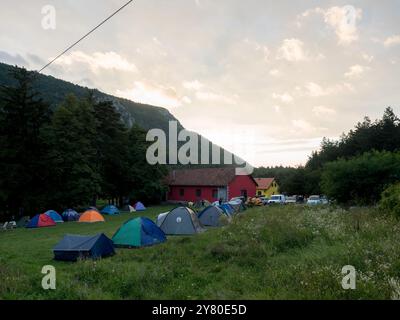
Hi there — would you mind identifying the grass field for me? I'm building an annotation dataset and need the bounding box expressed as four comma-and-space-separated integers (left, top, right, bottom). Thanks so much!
1, 204, 400, 300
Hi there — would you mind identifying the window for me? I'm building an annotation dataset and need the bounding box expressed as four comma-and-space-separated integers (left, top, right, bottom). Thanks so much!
212, 189, 218, 199
241, 189, 248, 198
179, 188, 185, 197
196, 189, 202, 198
257, 191, 262, 196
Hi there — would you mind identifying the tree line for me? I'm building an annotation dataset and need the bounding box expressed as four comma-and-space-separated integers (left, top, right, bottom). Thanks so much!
254, 107, 400, 205
0, 67, 167, 220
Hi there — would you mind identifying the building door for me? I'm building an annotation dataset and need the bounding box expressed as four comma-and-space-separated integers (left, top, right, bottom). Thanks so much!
218, 187, 227, 202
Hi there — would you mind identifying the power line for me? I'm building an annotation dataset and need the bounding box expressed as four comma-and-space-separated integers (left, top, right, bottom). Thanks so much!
39, 0, 134, 73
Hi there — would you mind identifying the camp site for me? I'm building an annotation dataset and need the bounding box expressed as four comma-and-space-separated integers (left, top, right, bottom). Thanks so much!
1, 0, 400, 306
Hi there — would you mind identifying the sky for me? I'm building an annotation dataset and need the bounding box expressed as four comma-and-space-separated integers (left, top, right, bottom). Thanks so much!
1, 0, 399, 167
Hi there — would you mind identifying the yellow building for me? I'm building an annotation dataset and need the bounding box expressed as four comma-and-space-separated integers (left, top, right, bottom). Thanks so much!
255, 178, 279, 197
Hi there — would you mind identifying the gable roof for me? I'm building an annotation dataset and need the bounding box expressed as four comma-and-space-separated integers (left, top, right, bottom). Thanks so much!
168, 167, 238, 186
255, 178, 275, 189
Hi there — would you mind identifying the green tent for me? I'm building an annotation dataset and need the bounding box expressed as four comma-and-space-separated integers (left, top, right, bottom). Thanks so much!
112, 217, 166, 248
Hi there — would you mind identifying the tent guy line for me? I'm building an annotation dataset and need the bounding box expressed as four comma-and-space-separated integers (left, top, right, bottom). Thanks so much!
39, 0, 134, 73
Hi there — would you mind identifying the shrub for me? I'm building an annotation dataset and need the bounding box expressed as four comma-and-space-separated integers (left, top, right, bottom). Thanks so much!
379, 183, 400, 218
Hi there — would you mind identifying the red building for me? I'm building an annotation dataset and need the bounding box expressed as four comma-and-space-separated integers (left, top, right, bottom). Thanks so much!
167, 168, 258, 203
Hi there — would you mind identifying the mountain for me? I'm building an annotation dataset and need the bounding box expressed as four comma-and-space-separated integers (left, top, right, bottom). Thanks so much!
0, 62, 183, 133
0, 62, 245, 167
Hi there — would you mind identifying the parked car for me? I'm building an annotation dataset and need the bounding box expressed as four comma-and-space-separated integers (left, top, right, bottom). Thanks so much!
258, 197, 270, 205
285, 196, 297, 204
268, 194, 286, 204
307, 195, 329, 205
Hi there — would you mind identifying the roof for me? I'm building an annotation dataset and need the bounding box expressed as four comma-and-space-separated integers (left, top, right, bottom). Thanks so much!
168, 167, 249, 187
255, 178, 275, 189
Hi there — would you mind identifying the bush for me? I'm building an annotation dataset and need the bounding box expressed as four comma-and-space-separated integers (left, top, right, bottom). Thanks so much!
379, 183, 400, 218
321, 151, 400, 205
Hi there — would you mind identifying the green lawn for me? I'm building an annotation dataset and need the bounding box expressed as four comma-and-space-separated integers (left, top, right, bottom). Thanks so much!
1, 205, 400, 300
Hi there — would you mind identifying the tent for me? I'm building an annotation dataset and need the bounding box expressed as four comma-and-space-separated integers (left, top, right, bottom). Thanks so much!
26, 214, 56, 228
53, 233, 115, 261
219, 203, 235, 215
122, 205, 136, 212
101, 205, 119, 215
194, 199, 211, 209
62, 209, 80, 222
112, 217, 166, 248
156, 207, 205, 235
45, 210, 64, 223
87, 206, 100, 212
198, 206, 230, 227
79, 210, 105, 223
135, 202, 146, 211
16, 216, 30, 228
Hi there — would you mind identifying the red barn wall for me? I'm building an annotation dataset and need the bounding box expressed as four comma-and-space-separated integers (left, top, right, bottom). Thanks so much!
228, 175, 257, 199
168, 186, 219, 203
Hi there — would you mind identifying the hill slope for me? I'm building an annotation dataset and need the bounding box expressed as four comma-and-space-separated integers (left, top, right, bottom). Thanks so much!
0, 62, 182, 133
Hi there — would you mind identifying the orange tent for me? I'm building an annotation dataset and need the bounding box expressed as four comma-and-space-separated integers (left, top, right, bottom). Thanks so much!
79, 210, 105, 223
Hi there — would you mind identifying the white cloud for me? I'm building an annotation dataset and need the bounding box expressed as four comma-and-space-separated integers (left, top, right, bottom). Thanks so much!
269, 69, 280, 76
298, 6, 362, 45
182, 96, 192, 104
183, 80, 204, 91
195, 91, 237, 105
54, 51, 138, 73
299, 82, 352, 97
362, 53, 374, 63
344, 64, 370, 79
384, 35, 400, 47
313, 105, 336, 117
116, 81, 183, 109
291, 119, 315, 133
272, 92, 294, 103
276, 38, 307, 61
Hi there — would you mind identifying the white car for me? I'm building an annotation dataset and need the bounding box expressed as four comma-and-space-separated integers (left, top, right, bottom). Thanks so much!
307, 195, 328, 205
268, 195, 286, 204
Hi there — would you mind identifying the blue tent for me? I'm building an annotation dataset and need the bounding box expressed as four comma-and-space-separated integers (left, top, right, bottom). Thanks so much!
101, 205, 120, 215
62, 209, 80, 222
218, 204, 235, 215
53, 233, 115, 261
135, 202, 146, 211
44, 210, 64, 223
112, 217, 166, 248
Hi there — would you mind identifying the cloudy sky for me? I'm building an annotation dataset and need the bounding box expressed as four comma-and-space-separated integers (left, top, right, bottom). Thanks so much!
1, 0, 399, 167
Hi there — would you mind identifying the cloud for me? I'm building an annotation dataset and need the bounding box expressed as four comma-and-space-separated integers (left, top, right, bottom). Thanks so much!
384, 35, 400, 47
361, 53, 374, 63
195, 91, 237, 105
54, 51, 138, 73
0, 51, 28, 67
344, 64, 370, 79
313, 105, 336, 117
269, 69, 280, 76
298, 6, 362, 45
291, 119, 315, 133
183, 80, 204, 91
272, 92, 294, 103
116, 81, 183, 109
276, 39, 307, 61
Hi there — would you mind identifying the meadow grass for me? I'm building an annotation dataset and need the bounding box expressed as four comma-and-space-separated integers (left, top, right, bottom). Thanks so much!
1, 205, 400, 300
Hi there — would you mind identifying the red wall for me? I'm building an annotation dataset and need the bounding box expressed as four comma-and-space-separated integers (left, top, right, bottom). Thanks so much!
228, 175, 257, 199
167, 175, 257, 202
168, 186, 219, 203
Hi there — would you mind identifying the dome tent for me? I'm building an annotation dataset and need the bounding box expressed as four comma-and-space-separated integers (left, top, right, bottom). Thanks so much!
53, 233, 115, 261
62, 209, 80, 222
135, 202, 146, 211
44, 210, 64, 223
26, 214, 56, 228
112, 217, 166, 248
79, 210, 105, 223
198, 206, 230, 227
157, 207, 205, 235
218, 203, 235, 215
101, 205, 119, 215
